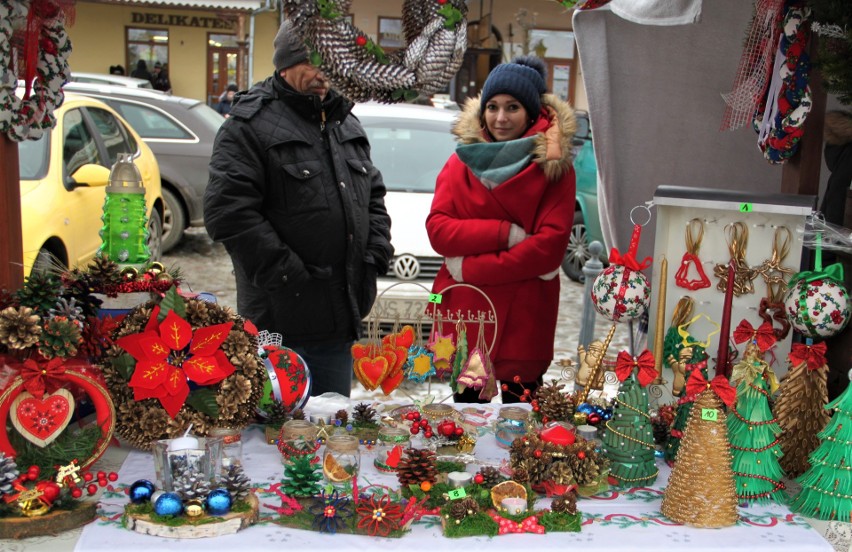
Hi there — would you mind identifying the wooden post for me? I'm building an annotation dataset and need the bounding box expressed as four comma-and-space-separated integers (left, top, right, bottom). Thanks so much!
0, 133, 24, 291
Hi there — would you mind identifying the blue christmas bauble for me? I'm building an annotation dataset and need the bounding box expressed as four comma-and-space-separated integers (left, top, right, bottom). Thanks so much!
205, 488, 233, 515
154, 492, 184, 516
602, 408, 614, 421
577, 403, 593, 415
129, 479, 156, 504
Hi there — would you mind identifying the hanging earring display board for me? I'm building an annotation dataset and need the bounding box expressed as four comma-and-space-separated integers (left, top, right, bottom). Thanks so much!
647, 185, 816, 386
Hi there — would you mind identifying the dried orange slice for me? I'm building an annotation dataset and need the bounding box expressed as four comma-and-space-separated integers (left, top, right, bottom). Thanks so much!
323, 453, 352, 482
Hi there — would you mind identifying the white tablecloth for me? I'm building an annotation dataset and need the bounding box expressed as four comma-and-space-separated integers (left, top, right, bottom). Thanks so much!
75, 404, 834, 552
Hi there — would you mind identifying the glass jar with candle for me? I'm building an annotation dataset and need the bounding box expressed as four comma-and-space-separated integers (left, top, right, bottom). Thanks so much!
495, 406, 530, 449
323, 434, 360, 486
208, 427, 242, 471
373, 426, 410, 472
278, 419, 319, 464
151, 436, 223, 491
422, 403, 457, 425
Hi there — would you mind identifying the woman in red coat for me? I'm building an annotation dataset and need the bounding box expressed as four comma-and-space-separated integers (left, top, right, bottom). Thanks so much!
427, 56, 577, 403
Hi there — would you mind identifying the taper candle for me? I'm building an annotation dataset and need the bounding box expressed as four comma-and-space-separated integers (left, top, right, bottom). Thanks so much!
653, 256, 667, 377
715, 259, 736, 378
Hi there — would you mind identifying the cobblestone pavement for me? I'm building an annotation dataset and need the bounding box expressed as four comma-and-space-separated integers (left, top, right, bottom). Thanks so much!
164, 228, 633, 404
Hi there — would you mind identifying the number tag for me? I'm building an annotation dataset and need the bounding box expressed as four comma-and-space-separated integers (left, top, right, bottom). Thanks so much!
448, 488, 467, 500
701, 408, 718, 422
429, 293, 442, 304
739, 203, 753, 213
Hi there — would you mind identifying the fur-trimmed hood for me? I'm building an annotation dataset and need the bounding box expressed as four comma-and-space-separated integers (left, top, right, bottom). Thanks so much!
452, 93, 577, 182
824, 110, 852, 146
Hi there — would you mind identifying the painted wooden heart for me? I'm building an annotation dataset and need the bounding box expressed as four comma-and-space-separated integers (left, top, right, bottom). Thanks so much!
353, 356, 389, 391
380, 366, 404, 396
10, 389, 75, 448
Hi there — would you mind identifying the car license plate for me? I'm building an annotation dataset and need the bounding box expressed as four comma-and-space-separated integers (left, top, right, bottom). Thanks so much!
368, 296, 430, 322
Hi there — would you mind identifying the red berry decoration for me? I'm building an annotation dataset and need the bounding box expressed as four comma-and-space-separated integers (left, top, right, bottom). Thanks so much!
27, 465, 40, 478
87, 484, 98, 496
534, 449, 543, 458
97, 471, 106, 479
98, 478, 108, 487
577, 451, 587, 460
437, 0, 447, 4
424, 430, 433, 439
501, 384, 508, 391
454, 427, 464, 436
71, 488, 83, 499
513, 376, 521, 383
410, 426, 419, 435
108, 472, 118, 482
355, 35, 367, 47
83, 472, 94, 482
473, 473, 485, 485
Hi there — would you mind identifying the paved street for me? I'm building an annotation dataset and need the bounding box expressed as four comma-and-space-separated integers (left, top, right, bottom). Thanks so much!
164, 228, 633, 403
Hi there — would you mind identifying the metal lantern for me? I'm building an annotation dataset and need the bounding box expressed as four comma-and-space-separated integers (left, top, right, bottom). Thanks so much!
98, 152, 150, 266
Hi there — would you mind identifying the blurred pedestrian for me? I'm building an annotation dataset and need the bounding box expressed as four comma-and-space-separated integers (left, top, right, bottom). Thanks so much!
216, 83, 239, 117
130, 60, 151, 82
109, 64, 125, 75
426, 56, 577, 404
151, 61, 171, 93
205, 19, 393, 397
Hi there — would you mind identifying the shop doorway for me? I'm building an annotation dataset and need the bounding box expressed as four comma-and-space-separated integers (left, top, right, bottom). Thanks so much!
207, 34, 240, 107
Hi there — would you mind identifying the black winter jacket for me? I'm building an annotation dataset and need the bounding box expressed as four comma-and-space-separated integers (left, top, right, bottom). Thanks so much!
204, 75, 393, 345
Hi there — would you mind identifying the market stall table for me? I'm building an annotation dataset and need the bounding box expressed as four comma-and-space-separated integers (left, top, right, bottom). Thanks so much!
66, 403, 835, 551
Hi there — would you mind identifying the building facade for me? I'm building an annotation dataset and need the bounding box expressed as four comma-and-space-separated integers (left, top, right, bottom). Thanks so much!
68, 0, 587, 110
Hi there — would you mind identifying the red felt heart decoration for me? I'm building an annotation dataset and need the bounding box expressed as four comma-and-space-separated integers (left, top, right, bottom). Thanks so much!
354, 356, 389, 391
380, 367, 404, 395
351, 342, 371, 361
10, 389, 75, 447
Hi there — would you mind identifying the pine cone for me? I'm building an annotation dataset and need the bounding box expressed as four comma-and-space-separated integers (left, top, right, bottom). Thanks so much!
568, 456, 601, 487
512, 457, 547, 486
291, 409, 306, 421
0, 306, 42, 349
652, 419, 670, 446
0, 289, 16, 310
282, 454, 323, 497
38, 317, 82, 358
545, 461, 576, 486
16, 272, 63, 314
550, 491, 577, 515
535, 381, 574, 423
448, 497, 478, 521
174, 471, 212, 501
353, 402, 377, 425
334, 409, 349, 424
396, 448, 437, 487
265, 399, 292, 426
478, 466, 504, 488
86, 255, 123, 286
511, 467, 530, 484
221, 464, 252, 502
0, 453, 19, 498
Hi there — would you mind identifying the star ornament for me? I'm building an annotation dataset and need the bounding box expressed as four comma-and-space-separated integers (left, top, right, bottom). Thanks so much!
118, 306, 235, 418
427, 333, 456, 364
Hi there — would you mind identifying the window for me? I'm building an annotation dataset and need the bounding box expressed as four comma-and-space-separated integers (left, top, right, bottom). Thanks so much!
377, 17, 403, 49
127, 27, 169, 74
103, 100, 193, 140
63, 109, 101, 175
86, 107, 137, 165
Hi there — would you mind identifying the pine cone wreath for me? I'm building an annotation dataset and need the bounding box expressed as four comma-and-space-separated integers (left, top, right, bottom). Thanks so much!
396, 448, 437, 487
38, 317, 82, 358
174, 472, 212, 501
221, 464, 252, 502
0, 453, 19, 498
334, 409, 349, 424
0, 306, 42, 349
535, 381, 574, 423
477, 466, 504, 488
353, 402, 378, 425
550, 491, 578, 515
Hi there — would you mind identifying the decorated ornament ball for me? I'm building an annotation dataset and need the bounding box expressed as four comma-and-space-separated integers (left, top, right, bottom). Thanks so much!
784, 278, 850, 338
257, 346, 311, 415
129, 479, 156, 504
591, 264, 651, 322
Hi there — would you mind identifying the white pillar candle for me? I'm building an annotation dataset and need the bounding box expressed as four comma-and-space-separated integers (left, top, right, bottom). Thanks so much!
447, 471, 473, 488
502, 497, 527, 515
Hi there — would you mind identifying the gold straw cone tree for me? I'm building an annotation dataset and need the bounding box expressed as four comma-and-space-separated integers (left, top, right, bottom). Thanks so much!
661, 384, 739, 528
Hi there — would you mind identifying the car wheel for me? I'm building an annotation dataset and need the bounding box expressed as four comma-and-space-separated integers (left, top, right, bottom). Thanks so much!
148, 208, 164, 262
160, 187, 185, 253
562, 209, 590, 283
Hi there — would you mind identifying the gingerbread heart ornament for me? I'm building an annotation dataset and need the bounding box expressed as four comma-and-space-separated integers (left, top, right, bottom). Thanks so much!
380, 367, 404, 395
354, 356, 389, 391
10, 389, 75, 447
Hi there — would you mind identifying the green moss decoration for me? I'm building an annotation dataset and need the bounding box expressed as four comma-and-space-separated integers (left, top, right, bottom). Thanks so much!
123, 499, 254, 527
436, 460, 466, 473
442, 511, 499, 538
539, 510, 582, 532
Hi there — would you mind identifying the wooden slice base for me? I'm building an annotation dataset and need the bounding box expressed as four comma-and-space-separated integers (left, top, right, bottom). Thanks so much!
124, 492, 259, 539
0, 500, 97, 539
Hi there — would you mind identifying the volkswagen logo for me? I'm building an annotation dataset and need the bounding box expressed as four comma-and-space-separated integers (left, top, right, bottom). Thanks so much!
393, 255, 421, 280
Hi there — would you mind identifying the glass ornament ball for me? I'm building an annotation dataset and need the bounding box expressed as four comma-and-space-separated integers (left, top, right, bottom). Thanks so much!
205, 488, 233, 515
153, 492, 184, 516
129, 479, 156, 504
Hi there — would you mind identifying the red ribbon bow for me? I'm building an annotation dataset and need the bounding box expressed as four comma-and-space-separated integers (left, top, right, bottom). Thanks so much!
685, 370, 736, 407
615, 349, 658, 387
788, 342, 827, 371
487, 510, 545, 535
608, 223, 652, 271
732, 319, 777, 352
20, 357, 66, 399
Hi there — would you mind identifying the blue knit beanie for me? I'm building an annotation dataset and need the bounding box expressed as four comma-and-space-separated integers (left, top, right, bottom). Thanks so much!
480, 56, 547, 118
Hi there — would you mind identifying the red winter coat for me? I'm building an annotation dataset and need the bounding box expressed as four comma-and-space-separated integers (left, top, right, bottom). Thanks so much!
427, 94, 577, 382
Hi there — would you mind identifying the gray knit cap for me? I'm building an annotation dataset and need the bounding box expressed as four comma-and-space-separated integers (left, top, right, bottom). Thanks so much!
272, 19, 309, 72
480, 56, 548, 118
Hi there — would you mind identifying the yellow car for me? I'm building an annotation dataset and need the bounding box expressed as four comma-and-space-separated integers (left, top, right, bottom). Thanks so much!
18, 92, 164, 277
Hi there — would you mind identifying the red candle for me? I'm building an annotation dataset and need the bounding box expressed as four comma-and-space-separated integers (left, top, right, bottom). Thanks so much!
715, 259, 736, 378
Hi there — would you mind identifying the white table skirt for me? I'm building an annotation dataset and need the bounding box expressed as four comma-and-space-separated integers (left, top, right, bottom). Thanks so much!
74, 403, 834, 552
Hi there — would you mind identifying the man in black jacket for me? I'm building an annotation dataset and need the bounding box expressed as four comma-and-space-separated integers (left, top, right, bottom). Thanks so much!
204, 19, 393, 397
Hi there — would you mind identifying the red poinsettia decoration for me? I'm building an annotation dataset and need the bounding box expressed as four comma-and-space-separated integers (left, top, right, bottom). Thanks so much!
117, 306, 234, 418
356, 494, 402, 537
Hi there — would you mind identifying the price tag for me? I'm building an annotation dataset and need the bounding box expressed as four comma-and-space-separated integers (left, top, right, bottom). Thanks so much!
429, 293, 442, 304
448, 488, 467, 500
701, 408, 718, 422
739, 203, 753, 213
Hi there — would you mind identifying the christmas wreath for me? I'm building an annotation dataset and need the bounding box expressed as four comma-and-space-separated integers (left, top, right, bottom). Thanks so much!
282, 0, 467, 103
101, 288, 266, 449
0, 0, 72, 141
